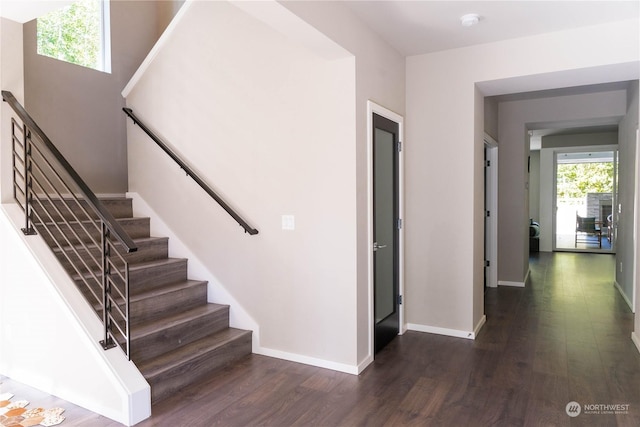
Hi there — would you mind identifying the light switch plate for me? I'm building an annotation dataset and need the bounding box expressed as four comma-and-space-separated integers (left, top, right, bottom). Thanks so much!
282, 215, 295, 230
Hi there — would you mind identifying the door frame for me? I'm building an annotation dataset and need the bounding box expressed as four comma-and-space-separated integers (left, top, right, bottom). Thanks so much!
367, 101, 404, 358
484, 134, 498, 288
633, 127, 639, 315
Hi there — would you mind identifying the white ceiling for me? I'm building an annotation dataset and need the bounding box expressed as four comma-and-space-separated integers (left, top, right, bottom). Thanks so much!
2, 1, 638, 51
0, 1, 73, 24
343, 0, 640, 56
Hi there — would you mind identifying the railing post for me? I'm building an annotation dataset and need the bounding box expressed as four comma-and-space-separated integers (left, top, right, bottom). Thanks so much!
11, 120, 17, 202
100, 222, 116, 350
124, 262, 131, 359
22, 125, 36, 236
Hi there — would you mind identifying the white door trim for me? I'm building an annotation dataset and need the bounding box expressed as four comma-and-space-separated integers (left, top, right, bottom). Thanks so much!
633, 127, 639, 314
484, 133, 498, 288
367, 101, 404, 360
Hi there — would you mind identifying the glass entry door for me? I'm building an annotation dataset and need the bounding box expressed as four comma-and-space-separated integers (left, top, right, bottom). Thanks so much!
554, 150, 617, 253
373, 113, 399, 353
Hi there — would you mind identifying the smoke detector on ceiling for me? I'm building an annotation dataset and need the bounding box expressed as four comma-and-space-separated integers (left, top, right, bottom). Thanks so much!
460, 13, 480, 27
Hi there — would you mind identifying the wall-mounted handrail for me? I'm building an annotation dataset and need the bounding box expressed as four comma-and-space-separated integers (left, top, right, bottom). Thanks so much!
3, 91, 138, 252
122, 107, 259, 235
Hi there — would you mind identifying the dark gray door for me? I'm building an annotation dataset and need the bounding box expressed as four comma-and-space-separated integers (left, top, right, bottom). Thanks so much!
373, 112, 399, 354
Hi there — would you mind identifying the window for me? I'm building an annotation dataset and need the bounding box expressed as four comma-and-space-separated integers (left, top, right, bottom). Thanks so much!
37, 0, 111, 73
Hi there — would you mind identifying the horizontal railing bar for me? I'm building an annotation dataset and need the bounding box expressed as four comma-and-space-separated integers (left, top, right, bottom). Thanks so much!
3, 90, 137, 253
29, 208, 103, 305
31, 191, 102, 251
13, 155, 25, 168
10, 121, 25, 140
72, 271, 104, 305
122, 107, 258, 236
30, 163, 103, 254
107, 298, 127, 324
14, 185, 25, 199
11, 136, 25, 150
30, 196, 103, 272
106, 249, 128, 272
106, 259, 127, 282
108, 318, 127, 344
13, 168, 25, 184
30, 137, 106, 240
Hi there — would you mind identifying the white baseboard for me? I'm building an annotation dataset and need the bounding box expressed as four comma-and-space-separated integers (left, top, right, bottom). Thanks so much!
632, 331, 640, 354
614, 281, 634, 312
407, 323, 477, 340
498, 268, 529, 287
357, 355, 374, 374
127, 192, 365, 377
498, 280, 525, 287
474, 315, 487, 337
253, 346, 359, 375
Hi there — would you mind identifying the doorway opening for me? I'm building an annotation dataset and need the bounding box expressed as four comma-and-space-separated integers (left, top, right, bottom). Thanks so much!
553, 148, 618, 253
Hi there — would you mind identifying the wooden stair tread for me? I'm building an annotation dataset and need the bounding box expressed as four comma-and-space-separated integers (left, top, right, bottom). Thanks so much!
38, 216, 149, 226
36, 195, 253, 404
138, 328, 251, 379
53, 236, 167, 251
129, 257, 187, 269
131, 303, 228, 339
129, 279, 207, 301
70, 257, 187, 280
93, 279, 207, 309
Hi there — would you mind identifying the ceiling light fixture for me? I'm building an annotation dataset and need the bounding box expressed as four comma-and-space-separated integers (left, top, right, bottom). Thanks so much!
460, 13, 480, 27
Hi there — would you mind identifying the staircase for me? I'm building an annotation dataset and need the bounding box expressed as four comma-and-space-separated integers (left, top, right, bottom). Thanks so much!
36, 197, 252, 404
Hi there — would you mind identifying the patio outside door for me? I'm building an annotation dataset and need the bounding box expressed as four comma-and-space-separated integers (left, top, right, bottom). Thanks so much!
373, 112, 400, 353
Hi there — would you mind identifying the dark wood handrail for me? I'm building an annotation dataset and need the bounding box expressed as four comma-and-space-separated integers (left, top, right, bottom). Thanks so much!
2, 90, 137, 252
123, 107, 259, 235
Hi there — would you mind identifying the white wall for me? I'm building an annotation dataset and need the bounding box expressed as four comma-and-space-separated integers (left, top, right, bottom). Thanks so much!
543, 131, 618, 149
280, 0, 406, 367
484, 96, 499, 141
529, 150, 540, 223
635, 100, 640, 352
23, 1, 163, 194
124, 1, 361, 371
617, 81, 639, 308
538, 130, 620, 252
0, 17, 24, 203
406, 19, 638, 335
501, 92, 626, 261
0, 205, 150, 426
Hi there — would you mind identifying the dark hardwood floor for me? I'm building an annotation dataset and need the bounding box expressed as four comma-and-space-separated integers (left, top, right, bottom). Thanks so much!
2, 252, 639, 426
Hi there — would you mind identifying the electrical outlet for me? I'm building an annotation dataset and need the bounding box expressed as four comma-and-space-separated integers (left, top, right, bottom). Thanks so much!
619, 262, 623, 273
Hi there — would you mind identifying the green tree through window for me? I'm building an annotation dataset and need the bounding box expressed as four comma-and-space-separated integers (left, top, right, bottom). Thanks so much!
37, 0, 109, 72
556, 162, 614, 200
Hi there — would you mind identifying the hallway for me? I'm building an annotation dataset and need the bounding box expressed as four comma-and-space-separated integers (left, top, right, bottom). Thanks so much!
479, 252, 638, 426
2, 253, 638, 426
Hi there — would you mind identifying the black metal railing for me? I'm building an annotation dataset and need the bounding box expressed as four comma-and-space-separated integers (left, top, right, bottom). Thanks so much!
3, 90, 136, 359
122, 107, 259, 235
